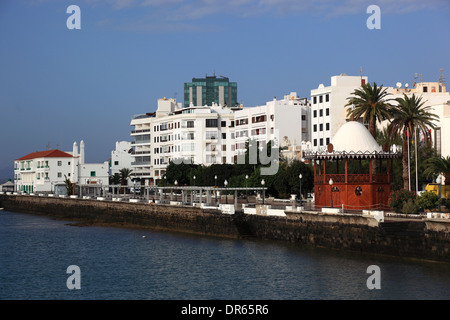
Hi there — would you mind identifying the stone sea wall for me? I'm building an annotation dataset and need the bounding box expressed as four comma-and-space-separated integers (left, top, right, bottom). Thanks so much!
1, 195, 449, 263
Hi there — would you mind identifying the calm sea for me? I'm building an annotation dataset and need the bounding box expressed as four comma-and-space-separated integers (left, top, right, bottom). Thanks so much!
0, 210, 449, 300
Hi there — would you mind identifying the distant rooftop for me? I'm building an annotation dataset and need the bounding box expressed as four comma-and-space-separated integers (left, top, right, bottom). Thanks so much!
16, 149, 73, 161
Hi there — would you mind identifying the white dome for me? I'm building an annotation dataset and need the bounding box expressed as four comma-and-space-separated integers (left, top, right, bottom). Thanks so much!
330, 121, 381, 153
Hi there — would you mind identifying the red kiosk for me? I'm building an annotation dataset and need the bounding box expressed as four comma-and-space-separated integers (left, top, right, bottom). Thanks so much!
304, 121, 401, 211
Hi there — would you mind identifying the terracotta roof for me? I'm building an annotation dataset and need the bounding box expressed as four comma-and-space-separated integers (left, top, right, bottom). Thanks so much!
16, 149, 73, 161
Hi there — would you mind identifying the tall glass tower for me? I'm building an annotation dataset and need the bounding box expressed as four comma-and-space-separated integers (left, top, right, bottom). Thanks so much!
184, 75, 237, 108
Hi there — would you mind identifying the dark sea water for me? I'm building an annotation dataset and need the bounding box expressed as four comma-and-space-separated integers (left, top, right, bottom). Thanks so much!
0, 210, 449, 300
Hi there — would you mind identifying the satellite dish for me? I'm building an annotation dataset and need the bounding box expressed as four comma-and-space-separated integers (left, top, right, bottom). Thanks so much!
396, 82, 402, 88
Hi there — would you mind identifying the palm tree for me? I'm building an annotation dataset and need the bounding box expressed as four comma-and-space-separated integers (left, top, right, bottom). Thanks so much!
119, 168, 133, 194
423, 156, 450, 182
387, 94, 438, 190
345, 82, 392, 139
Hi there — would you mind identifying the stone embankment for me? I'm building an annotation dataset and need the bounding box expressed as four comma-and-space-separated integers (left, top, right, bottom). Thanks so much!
1, 194, 449, 263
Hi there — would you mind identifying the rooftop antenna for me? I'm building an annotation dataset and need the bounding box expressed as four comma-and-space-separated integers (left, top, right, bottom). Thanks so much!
413, 73, 418, 87
359, 66, 363, 79
419, 74, 423, 82
46, 142, 51, 150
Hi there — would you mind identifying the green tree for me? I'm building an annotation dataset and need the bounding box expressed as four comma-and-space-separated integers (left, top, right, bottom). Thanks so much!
64, 174, 73, 196
387, 94, 438, 190
423, 156, 450, 182
119, 168, 133, 193
345, 82, 392, 139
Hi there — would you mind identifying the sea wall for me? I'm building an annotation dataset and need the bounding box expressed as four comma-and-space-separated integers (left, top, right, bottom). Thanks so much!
1, 195, 449, 263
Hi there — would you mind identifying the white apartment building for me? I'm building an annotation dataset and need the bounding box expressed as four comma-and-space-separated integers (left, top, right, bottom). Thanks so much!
110, 141, 133, 182
310, 73, 368, 151
130, 98, 237, 186
385, 80, 450, 158
234, 92, 309, 157
14, 140, 109, 194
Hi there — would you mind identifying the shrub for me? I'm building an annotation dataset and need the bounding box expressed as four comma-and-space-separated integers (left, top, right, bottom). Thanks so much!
415, 191, 439, 211
389, 189, 417, 213
402, 199, 419, 214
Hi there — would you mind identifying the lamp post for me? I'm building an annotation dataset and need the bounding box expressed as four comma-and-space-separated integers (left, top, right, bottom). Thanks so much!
437, 176, 442, 212
224, 179, 228, 204
261, 179, 265, 205
214, 175, 217, 204
193, 175, 196, 186
329, 178, 333, 208
245, 174, 249, 204
299, 173, 302, 206
174, 180, 178, 201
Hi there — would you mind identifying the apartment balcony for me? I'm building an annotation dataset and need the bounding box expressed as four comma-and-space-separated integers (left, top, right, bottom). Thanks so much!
131, 150, 151, 155
131, 161, 151, 166
131, 129, 151, 135
131, 140, 151, 145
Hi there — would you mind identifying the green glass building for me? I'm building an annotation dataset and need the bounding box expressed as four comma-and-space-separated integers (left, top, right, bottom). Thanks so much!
184, 75, 237, 108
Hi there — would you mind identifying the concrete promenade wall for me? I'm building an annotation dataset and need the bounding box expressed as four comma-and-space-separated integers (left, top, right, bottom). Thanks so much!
1, 195, 449, 263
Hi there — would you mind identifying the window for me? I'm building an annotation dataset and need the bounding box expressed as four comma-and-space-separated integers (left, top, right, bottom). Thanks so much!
314, 139, 317, 146
326, 123, 330, 131
319, 109, 323, 117
313, 97, 317, 104
114, 161, 119, 165
302, 115, 306, 120
326, 138, 330, 145
57, 161, 62, 166
222, 133, 226, 139
313, 110, 317, 118
325, 94, 329, 102
68, 162, 71, 165
90, 171, 96, 177
57, 172, 62, 178
423, 86, 428, 93
320, 138, 323, 146
326, 108, 329, 116
320, 124, 323, 131
221, 121, 226, 127
313, 124, 317, 132
319, 96, 323, 103
222, 145, 226, 151
206, 119, 218, 127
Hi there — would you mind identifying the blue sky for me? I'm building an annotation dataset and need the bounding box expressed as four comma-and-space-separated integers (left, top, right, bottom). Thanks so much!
0, 0, 449, 178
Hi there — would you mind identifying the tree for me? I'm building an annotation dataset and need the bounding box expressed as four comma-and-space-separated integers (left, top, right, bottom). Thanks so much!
345, 82, 392, 139
119, 168, 133, 194
387, 94, 438, 190
423, 156, 450, 182
64, 174, 73, 196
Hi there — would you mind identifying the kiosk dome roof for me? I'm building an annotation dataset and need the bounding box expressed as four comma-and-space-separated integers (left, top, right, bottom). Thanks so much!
331, 121, 381, 153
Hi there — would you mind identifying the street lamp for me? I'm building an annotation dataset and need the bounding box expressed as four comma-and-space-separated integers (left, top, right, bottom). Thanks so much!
245, 174, 249, 203
329, 178, 333, 208
214, 175, 218, 204
299, 173, 302, 206
224, 179, 228, 204
437, 175, 442, 212
261, 179, 265, 205
193, 175, 196, 186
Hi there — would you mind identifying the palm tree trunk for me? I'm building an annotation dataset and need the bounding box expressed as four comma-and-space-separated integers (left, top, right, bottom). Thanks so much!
402, 132, 409, 190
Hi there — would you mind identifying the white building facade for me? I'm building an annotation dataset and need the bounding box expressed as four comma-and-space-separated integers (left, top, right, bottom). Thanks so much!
14, 140, 109, 194
234, 92, 309, 158
110, 141, 133, 179
130, 98, 237, 186
310, 73, 368, 151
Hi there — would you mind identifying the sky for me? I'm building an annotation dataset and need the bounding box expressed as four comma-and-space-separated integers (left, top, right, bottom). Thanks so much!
0, 0, 449, 179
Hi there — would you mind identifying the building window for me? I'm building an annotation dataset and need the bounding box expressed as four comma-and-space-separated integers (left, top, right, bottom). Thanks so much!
302, 115, 306, 120
325, 94, 329, 102
222, 133, 226, 139
221, 121, 226, 127
326, 138, 330, 145
314, 139, 317, 146
319, 96, 323, 103
313, 110, 317, 118
320, 124, 323, 131
57, 172, 62, 178
313, 97, 317, 104
206, 119, 218, 127
320, 138, 323, 146
319, 109, 323, 117
57, 161, 62, 166
326, 108, 329, 116
313, 124, 317, 132
326, 123, 330, 131
90, 171, 96, 177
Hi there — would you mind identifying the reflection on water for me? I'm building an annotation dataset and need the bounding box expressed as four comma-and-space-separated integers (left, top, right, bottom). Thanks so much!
0, 211, 449, 300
